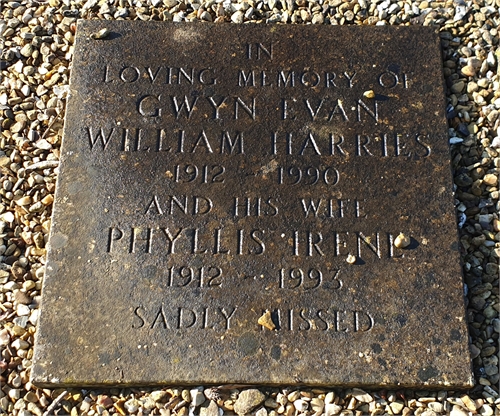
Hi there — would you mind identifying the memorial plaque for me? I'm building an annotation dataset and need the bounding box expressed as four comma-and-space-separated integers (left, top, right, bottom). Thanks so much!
32, 21, 473, 388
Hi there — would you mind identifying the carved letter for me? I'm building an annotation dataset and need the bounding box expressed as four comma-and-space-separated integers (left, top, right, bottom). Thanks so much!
235, 97, 256, 120
378, 70, 398, 88
308, 231, 325, 256
330, 134, 347, 156
304, 98, 324, 121
178, 308, 196, 328
271, 131, 293, 154
301, 199, 322, 217
250, 230, 265, 255
151, 306, 170, 329
193, 196, 212, 215
238, 70, 255, 87
178, 68, 194, 84
103, 65, 112, 83
301, 71, 320, 87
146, 66, 162, 83
107, 227, 123, 252
300, 133, 321, 155
247, 43, 273, 60
354, 311, 374, 332
344, 71, 357, 88
281, 98, 297, 120
156, 129, 171, 152
355, 199, 367, 218
145, 195, 163, 215
161, 228, 183, 254
415, 134, 432, 157
298, 309, 311, 330
171, 96, 198, 119
121, 128, 145, 152
130, 228, 153, 254
219, 307, 237, 330
278, 71, 295, 87
87, 127, 115, 150
327, 100, 349, 122
169, 195, 188, 215
356, 99, 378, 122
394, 133, 410, 157
192, 130, 213, 153
316, 310, 329, 330
388, 233, 404, 258
199, 68, 217, 85
120, 66, 140, 83
207, 96, 228, 119
213, 229, 230, 254
192, 228, 208, 254
356, 134, 374, 156
335, 310, 348, 332
220, 131, 244, 154
132, 306, 145, 328
325, 72, 336, 87
357, 232, 381, 259
335, 232, 349, 256
138, 95, 161, 117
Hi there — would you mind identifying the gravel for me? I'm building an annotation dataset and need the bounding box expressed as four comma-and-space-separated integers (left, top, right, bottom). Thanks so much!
1, 0, 499, 415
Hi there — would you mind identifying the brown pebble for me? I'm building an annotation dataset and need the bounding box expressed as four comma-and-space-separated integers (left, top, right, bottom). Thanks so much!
14, 291, 31, 305
363, 90, 375, 98
258, 310, 276, 330
461, 65, 476, 77
92, 28, 110, 39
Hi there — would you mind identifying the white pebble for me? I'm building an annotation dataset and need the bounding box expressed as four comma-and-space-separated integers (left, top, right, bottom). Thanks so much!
231, 10, 244, 23
346, 254, 356, 264
16, 303, 31, 316
293, 399, 308, 412
11, 338, 30, 350
394, 233, 411, 248
351, 388, 373, 403
325, 403, 343, 416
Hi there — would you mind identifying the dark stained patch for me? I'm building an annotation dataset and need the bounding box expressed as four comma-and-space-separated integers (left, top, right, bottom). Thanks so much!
270, 345, 281, 361
238, 332, 259, 357
432, 337, 442, 345
395, 314, 407, 327
417, 366, 440, 382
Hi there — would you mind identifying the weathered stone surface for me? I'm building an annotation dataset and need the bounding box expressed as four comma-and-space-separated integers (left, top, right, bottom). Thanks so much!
32, 21, 473, 388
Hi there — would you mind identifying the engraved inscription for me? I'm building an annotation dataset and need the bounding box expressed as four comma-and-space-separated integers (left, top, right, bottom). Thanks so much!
278, 166, 340, 186
270, 131, 432, 157
103, 65, 218, 85
258, 309, 374, 332
165, 266, 223, 288
246, 42, 273, 60
145, 195, 213, 215
107, 227, 266, 256
133, 305, 237, 330
77, 38, 435, 337
300, 199, 365, 219
278, 268, 343, 290
86, 127, 244, 154
92, 51, 434, 340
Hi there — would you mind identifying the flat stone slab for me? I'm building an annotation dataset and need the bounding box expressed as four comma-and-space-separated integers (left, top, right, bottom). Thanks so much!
32, 21, 473, 388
